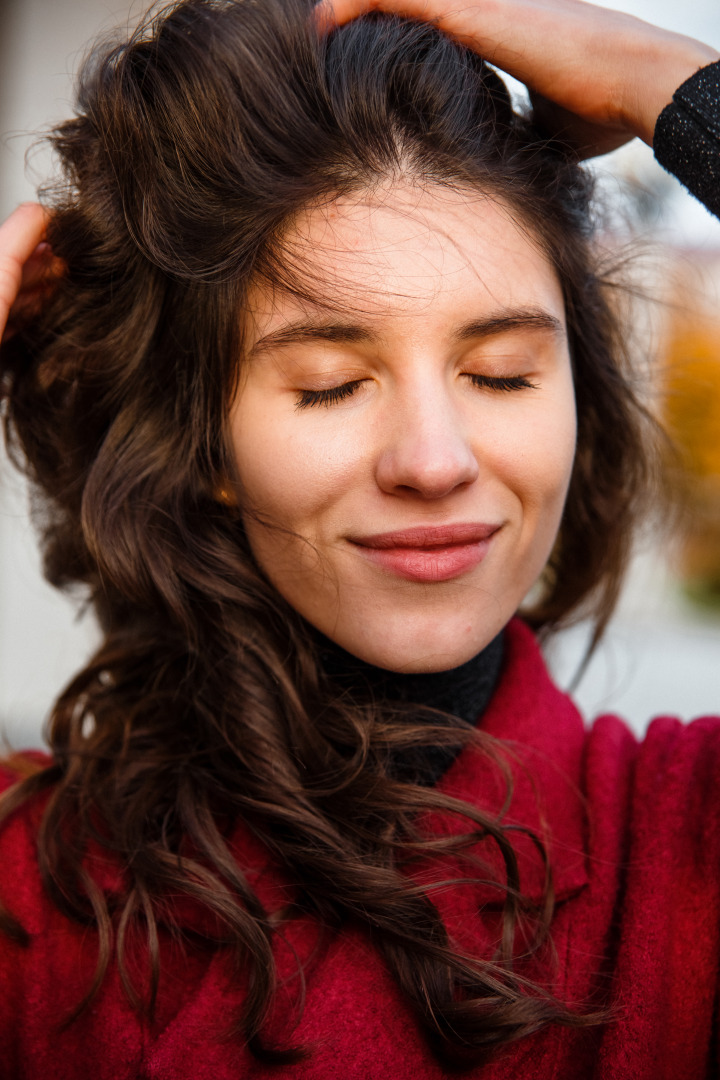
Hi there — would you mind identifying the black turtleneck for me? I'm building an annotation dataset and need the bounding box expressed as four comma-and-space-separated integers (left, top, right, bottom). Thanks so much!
316, 630, 505, 786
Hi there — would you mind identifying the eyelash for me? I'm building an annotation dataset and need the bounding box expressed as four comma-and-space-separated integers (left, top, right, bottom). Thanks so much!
295, 374, 537, 410
295, 381, 364, 410
468, 374, 538, 393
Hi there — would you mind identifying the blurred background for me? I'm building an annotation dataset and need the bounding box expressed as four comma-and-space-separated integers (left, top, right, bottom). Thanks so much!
1, 0, 719, 748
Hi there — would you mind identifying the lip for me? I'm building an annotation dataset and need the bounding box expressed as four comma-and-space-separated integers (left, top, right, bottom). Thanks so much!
349, 523, 500, 583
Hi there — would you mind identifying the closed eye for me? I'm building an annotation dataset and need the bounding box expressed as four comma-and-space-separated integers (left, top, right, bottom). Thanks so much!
467, 374, 538, 392
295, 381, 364, 410
295, 373, 537, 410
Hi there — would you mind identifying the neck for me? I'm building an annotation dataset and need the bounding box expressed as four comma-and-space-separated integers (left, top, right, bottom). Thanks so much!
315, 630, 505, 785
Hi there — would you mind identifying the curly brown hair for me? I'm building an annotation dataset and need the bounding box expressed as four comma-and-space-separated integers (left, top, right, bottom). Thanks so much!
0, 0, 656, 1066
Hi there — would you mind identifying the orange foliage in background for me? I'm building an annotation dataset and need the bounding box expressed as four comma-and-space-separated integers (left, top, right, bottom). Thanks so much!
662, 301, 720, 606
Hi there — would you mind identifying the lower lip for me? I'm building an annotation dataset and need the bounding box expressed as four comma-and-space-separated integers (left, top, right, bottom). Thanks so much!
352, 539, 494, 582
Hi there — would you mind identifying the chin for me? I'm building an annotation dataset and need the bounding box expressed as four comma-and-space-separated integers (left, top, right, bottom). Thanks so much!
328, 611, 508, 673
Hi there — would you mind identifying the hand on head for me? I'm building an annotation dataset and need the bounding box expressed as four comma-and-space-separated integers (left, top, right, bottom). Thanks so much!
3, 3, 718, 344
0, 203, 64, 345
315, 0, 720, 157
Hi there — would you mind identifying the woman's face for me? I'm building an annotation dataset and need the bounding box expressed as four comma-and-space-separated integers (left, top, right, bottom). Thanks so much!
229, 181, 576, 671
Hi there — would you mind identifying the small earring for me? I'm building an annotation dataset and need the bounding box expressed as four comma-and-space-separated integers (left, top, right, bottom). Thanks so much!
215, 484, 236, 507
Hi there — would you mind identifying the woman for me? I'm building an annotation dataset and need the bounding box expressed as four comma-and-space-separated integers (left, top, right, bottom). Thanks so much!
0, 0, 719, 1076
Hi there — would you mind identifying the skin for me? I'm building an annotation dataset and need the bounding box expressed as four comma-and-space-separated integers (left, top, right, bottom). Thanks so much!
0, 4, 717, 669
229, 182, 576, 671
0, 203, 57, 345
3, 1, 716, 327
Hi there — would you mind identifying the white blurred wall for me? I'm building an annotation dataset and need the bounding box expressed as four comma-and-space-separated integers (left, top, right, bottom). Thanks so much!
0, 0, 140, 747
0, 0, 719, 749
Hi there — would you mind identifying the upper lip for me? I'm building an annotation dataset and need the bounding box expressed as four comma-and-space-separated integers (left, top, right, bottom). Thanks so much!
350, 523, 501, 549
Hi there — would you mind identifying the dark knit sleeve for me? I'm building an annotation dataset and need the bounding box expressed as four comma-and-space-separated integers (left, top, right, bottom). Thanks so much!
654, 59, 720, 219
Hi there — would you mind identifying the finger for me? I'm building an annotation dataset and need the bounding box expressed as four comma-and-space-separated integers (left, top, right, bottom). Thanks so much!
0, 203, 51, 342
0, 204, 50, 268
314, 0, 374, 33
312, 0, 561, 88
314, 0, 468, 41
529, 91, 634, 159
19, 243, 66, 292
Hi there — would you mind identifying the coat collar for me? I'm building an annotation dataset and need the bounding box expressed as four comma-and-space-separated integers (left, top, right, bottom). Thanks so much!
83, 619, 588, 919
232, 617, 589, 918
431, 618, 589, 904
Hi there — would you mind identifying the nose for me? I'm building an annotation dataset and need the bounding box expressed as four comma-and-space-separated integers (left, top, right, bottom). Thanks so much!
374, 385, 479, 499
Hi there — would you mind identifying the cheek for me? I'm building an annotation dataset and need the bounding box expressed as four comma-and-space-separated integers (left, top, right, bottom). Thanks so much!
487, 385, 577, 529
533, 407, 577, 502
522, 391, 577, 533
229, 400, 360, 535
232, 421, 294, 518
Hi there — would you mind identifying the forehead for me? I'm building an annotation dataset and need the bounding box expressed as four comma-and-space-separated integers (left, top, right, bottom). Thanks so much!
247, 179, 565, 332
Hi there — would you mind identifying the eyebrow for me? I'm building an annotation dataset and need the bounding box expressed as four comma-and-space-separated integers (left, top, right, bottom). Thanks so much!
455, 309, 565, 342
249, 321, 376, 356
248, 307, 565, 356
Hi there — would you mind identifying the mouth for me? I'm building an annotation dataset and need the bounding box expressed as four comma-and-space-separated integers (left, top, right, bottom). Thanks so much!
349, 523, 501, 583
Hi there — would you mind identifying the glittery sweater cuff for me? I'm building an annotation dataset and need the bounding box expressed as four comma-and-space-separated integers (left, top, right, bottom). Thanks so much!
654, 59, 720, 219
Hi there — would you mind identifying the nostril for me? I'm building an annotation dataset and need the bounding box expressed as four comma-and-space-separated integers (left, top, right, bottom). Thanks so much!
378, 460, 479, 499
375, 431, 480, 499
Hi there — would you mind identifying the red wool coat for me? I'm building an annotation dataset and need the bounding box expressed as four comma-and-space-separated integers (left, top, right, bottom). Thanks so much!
1, 618, 720, 1079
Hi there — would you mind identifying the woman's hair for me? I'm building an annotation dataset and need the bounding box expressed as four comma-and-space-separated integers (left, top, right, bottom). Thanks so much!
0, 0, 654, 1065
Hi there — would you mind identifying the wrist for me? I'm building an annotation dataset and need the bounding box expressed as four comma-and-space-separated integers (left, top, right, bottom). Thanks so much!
629, 40, 720, 147
653, 54, 720, 218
